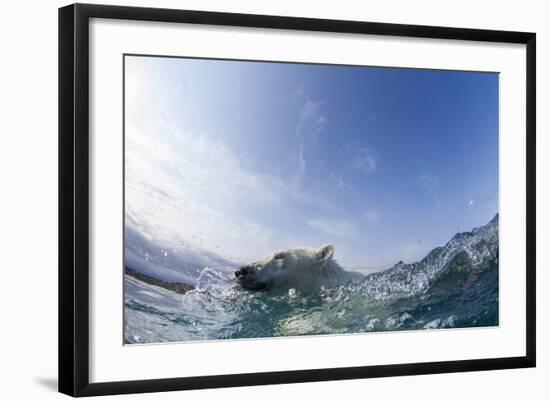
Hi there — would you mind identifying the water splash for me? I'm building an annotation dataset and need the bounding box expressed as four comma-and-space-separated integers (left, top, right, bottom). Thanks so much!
124, 215, 499, 344
125, 261, 497, 344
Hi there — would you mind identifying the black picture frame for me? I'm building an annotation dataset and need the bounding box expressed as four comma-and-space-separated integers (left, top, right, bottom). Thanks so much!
59, 3, 536, 397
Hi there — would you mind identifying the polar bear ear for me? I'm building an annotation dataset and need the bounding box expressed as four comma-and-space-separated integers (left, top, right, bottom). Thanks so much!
316, 244, 334, 264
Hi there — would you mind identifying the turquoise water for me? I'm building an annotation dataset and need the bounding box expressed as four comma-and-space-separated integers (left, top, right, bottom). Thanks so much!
124, 261, 498, 344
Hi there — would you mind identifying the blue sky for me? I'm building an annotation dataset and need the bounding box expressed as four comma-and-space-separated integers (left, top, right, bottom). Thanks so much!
124, 55, 498, 271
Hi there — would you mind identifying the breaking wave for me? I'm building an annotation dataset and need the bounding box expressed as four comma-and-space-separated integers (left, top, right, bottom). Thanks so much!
124, 214, 498, 344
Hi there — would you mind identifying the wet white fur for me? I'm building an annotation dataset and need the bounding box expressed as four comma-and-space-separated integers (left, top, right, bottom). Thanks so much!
239, 245, 362, 293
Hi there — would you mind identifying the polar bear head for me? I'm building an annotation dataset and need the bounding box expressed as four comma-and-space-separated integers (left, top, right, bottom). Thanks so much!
235, 244, 339, 293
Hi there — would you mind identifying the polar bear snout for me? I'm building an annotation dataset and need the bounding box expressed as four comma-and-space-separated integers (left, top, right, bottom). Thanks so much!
234, 266, 250, 279
235, 264, 258, 280
235, 263, 269, 291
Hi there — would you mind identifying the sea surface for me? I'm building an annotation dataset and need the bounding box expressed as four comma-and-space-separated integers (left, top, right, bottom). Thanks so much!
124, 215, 499, 344
124, 259, 498, 344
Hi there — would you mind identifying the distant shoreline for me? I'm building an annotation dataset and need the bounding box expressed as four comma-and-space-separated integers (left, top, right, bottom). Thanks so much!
125, 265, 194, 294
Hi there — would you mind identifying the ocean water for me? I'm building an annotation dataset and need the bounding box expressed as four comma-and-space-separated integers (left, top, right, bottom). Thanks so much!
124, 260, 498, 344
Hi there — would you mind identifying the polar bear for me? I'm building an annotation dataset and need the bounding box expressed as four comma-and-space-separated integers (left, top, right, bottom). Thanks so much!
234, 245, 362, 294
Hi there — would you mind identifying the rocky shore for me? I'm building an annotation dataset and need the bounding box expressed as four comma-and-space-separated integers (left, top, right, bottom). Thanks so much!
125, 265, 195, 294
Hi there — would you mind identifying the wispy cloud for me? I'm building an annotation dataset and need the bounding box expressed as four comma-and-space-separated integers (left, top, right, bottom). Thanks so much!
298, 100, 327, 141
126, 121, 297, 262
307, 217, 358, 239
327, 173, 353, 191
294, 143, 307, 189
292, 98, 328, 188
364, 209, 380, 223
352, 147, 377, 173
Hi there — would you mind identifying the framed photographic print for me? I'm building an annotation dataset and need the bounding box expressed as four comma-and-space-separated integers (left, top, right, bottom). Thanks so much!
58, 3, 536, 397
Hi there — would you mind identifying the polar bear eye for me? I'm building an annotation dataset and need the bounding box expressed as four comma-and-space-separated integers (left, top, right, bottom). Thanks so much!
274, 252, 285, 260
